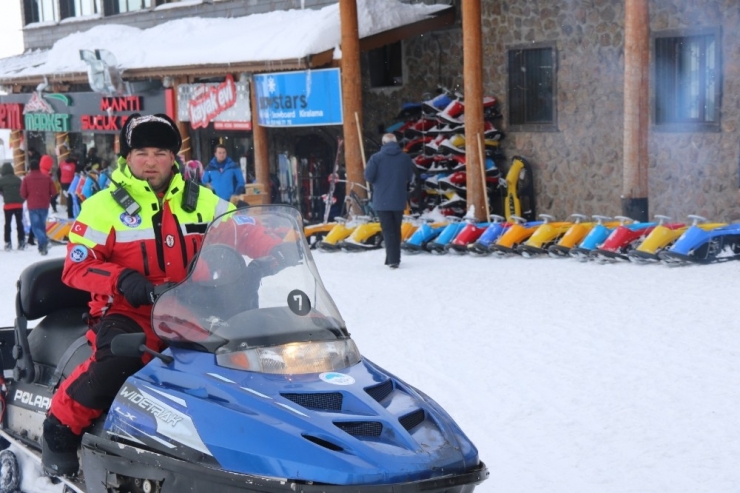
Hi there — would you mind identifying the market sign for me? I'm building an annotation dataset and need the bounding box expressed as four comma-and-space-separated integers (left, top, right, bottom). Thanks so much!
178, 75, 251, 130
23, 92, 71, 132
253, 68, 343, 127
0, 103, 23, 129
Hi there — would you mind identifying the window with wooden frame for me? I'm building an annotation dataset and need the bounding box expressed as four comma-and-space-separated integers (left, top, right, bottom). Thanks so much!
654, 29, 721, 132
507, 44, 557, 131
368, 42, 404, 88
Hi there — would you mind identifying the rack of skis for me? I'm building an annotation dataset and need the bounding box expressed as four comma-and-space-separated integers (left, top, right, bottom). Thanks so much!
305, 212, 740, 266
388, 87, 535, 218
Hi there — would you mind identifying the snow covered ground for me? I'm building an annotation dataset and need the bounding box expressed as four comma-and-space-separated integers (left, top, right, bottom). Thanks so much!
1, 222, 740, 492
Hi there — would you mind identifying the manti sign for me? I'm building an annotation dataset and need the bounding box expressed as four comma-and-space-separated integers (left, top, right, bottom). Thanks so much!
177, 75, 252, 131
0, 91, 167, 134
81, 96, 142, 131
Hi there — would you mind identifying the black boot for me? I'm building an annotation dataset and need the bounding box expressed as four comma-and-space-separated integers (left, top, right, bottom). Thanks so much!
42, 415, 81, 476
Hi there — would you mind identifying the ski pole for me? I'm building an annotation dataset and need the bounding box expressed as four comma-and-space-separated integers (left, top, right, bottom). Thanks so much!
354, 112, 370, 192
477, 133, 490, 219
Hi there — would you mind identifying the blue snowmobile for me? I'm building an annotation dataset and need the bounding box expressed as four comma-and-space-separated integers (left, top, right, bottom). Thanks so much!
0, 205, 488, 493
659, 214, 740, 265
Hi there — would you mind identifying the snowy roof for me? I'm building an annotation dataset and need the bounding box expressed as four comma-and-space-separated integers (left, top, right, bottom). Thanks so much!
0, 0, 452, 84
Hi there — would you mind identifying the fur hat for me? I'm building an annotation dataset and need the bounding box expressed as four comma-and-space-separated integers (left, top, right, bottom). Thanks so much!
119, 113, 181, 157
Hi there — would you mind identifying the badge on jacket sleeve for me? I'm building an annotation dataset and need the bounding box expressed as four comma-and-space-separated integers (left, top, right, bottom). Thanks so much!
69, 245, 88, 263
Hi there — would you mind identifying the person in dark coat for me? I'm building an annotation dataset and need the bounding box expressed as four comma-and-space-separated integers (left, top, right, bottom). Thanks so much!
0, 162, 25, 250
364, 133, 415, 269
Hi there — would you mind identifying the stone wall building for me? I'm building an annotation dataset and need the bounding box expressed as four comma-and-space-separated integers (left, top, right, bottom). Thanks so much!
361, 0, 740, 221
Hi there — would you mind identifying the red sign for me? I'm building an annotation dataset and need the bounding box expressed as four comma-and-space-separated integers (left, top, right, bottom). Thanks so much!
101, 96, 141, 112
189, 74, 237, 129
0, 103, 24, 129
214, 121, 252, 131
81, 115, 125, 131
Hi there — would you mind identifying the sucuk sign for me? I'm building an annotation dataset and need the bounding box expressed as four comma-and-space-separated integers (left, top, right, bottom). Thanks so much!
189, 74, 237, 129
81, 96, 143, 131
0, 103, 23, 129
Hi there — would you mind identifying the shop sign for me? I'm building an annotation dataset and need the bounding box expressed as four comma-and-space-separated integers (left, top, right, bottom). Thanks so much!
214, 121, 252, 131
25, 113, 71, 132
177, 75, 251, 129
0, 103, 24, 129
253, 68, 343, 127
0, 91, 166, 134
23, 92, 71, 132
81, 96, 143, 131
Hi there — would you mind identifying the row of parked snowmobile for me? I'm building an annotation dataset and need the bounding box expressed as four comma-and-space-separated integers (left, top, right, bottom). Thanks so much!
308, 212, 740, 266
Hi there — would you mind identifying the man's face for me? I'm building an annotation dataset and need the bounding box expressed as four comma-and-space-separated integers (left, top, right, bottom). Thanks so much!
215, 147, 227, 163
127, 147, 174, 192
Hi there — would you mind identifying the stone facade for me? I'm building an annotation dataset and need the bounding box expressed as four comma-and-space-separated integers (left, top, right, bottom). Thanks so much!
362, 0, 740, 222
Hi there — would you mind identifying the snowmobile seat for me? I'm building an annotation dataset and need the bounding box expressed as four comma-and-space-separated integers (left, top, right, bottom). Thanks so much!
14, 258, 91, 385
17, 258, 90, 322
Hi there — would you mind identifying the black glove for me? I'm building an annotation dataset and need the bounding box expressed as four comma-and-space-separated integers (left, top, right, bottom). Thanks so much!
117, 269, 155, 308
270, 242, 301, 268
247, 243, 301, 278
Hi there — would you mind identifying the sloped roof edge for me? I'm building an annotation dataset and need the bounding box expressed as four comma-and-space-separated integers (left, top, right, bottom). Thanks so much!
0, 4, 454, 87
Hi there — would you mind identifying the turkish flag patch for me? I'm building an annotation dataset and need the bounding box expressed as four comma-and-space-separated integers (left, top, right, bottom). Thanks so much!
71, 221, 88, 237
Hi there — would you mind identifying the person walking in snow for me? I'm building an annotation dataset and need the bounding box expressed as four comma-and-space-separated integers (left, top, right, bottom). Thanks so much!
0, 162, 26, 250
39, 152, 59, 213
202, 144, 245, 201
364, 133, 414, 269
20, 158, 56, 255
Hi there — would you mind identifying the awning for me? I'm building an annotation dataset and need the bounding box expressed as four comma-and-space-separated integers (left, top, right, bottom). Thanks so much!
0, 0, 454, 87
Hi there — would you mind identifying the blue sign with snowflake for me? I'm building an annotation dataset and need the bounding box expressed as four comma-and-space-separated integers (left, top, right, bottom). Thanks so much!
254, 68, 343, 127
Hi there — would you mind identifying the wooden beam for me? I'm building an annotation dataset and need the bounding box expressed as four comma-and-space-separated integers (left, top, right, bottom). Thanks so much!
622, 0, 650, 220
340, 0, 365, 205
250, 76, 271, 202
359, 7, 455, 52
462, 0, 486, 221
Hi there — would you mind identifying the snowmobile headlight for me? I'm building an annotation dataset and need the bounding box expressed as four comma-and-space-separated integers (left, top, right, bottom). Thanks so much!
216, 339, 361, 374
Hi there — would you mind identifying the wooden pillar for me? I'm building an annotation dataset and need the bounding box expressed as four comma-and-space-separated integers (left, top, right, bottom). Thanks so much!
622, 0, 650, 221
55, 132, 69, 161
11, 130, 25, 175
462, 0, 486, 220
250, 77, 271, 201
339, 0, 365, 202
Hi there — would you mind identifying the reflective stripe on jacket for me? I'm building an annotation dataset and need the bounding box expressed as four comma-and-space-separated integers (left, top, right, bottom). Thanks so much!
62, 165, 233, 325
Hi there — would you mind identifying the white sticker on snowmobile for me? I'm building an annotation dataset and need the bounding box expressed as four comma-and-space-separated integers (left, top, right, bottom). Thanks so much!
12, 389, 51, 411
319, 372, 355, 386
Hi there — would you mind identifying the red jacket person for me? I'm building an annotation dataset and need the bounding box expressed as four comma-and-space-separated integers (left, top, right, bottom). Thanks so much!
41, 113, 282, 476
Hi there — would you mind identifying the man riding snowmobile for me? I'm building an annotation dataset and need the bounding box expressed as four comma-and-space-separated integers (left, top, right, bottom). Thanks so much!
42, 113, 289, 476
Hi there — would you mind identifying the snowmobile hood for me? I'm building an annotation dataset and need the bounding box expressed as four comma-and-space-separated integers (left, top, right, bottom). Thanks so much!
103, 205, 483, 487
105, 339, 481, 486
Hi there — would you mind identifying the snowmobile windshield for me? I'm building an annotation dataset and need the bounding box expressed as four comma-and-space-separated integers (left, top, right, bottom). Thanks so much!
152, 205, 359, 374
